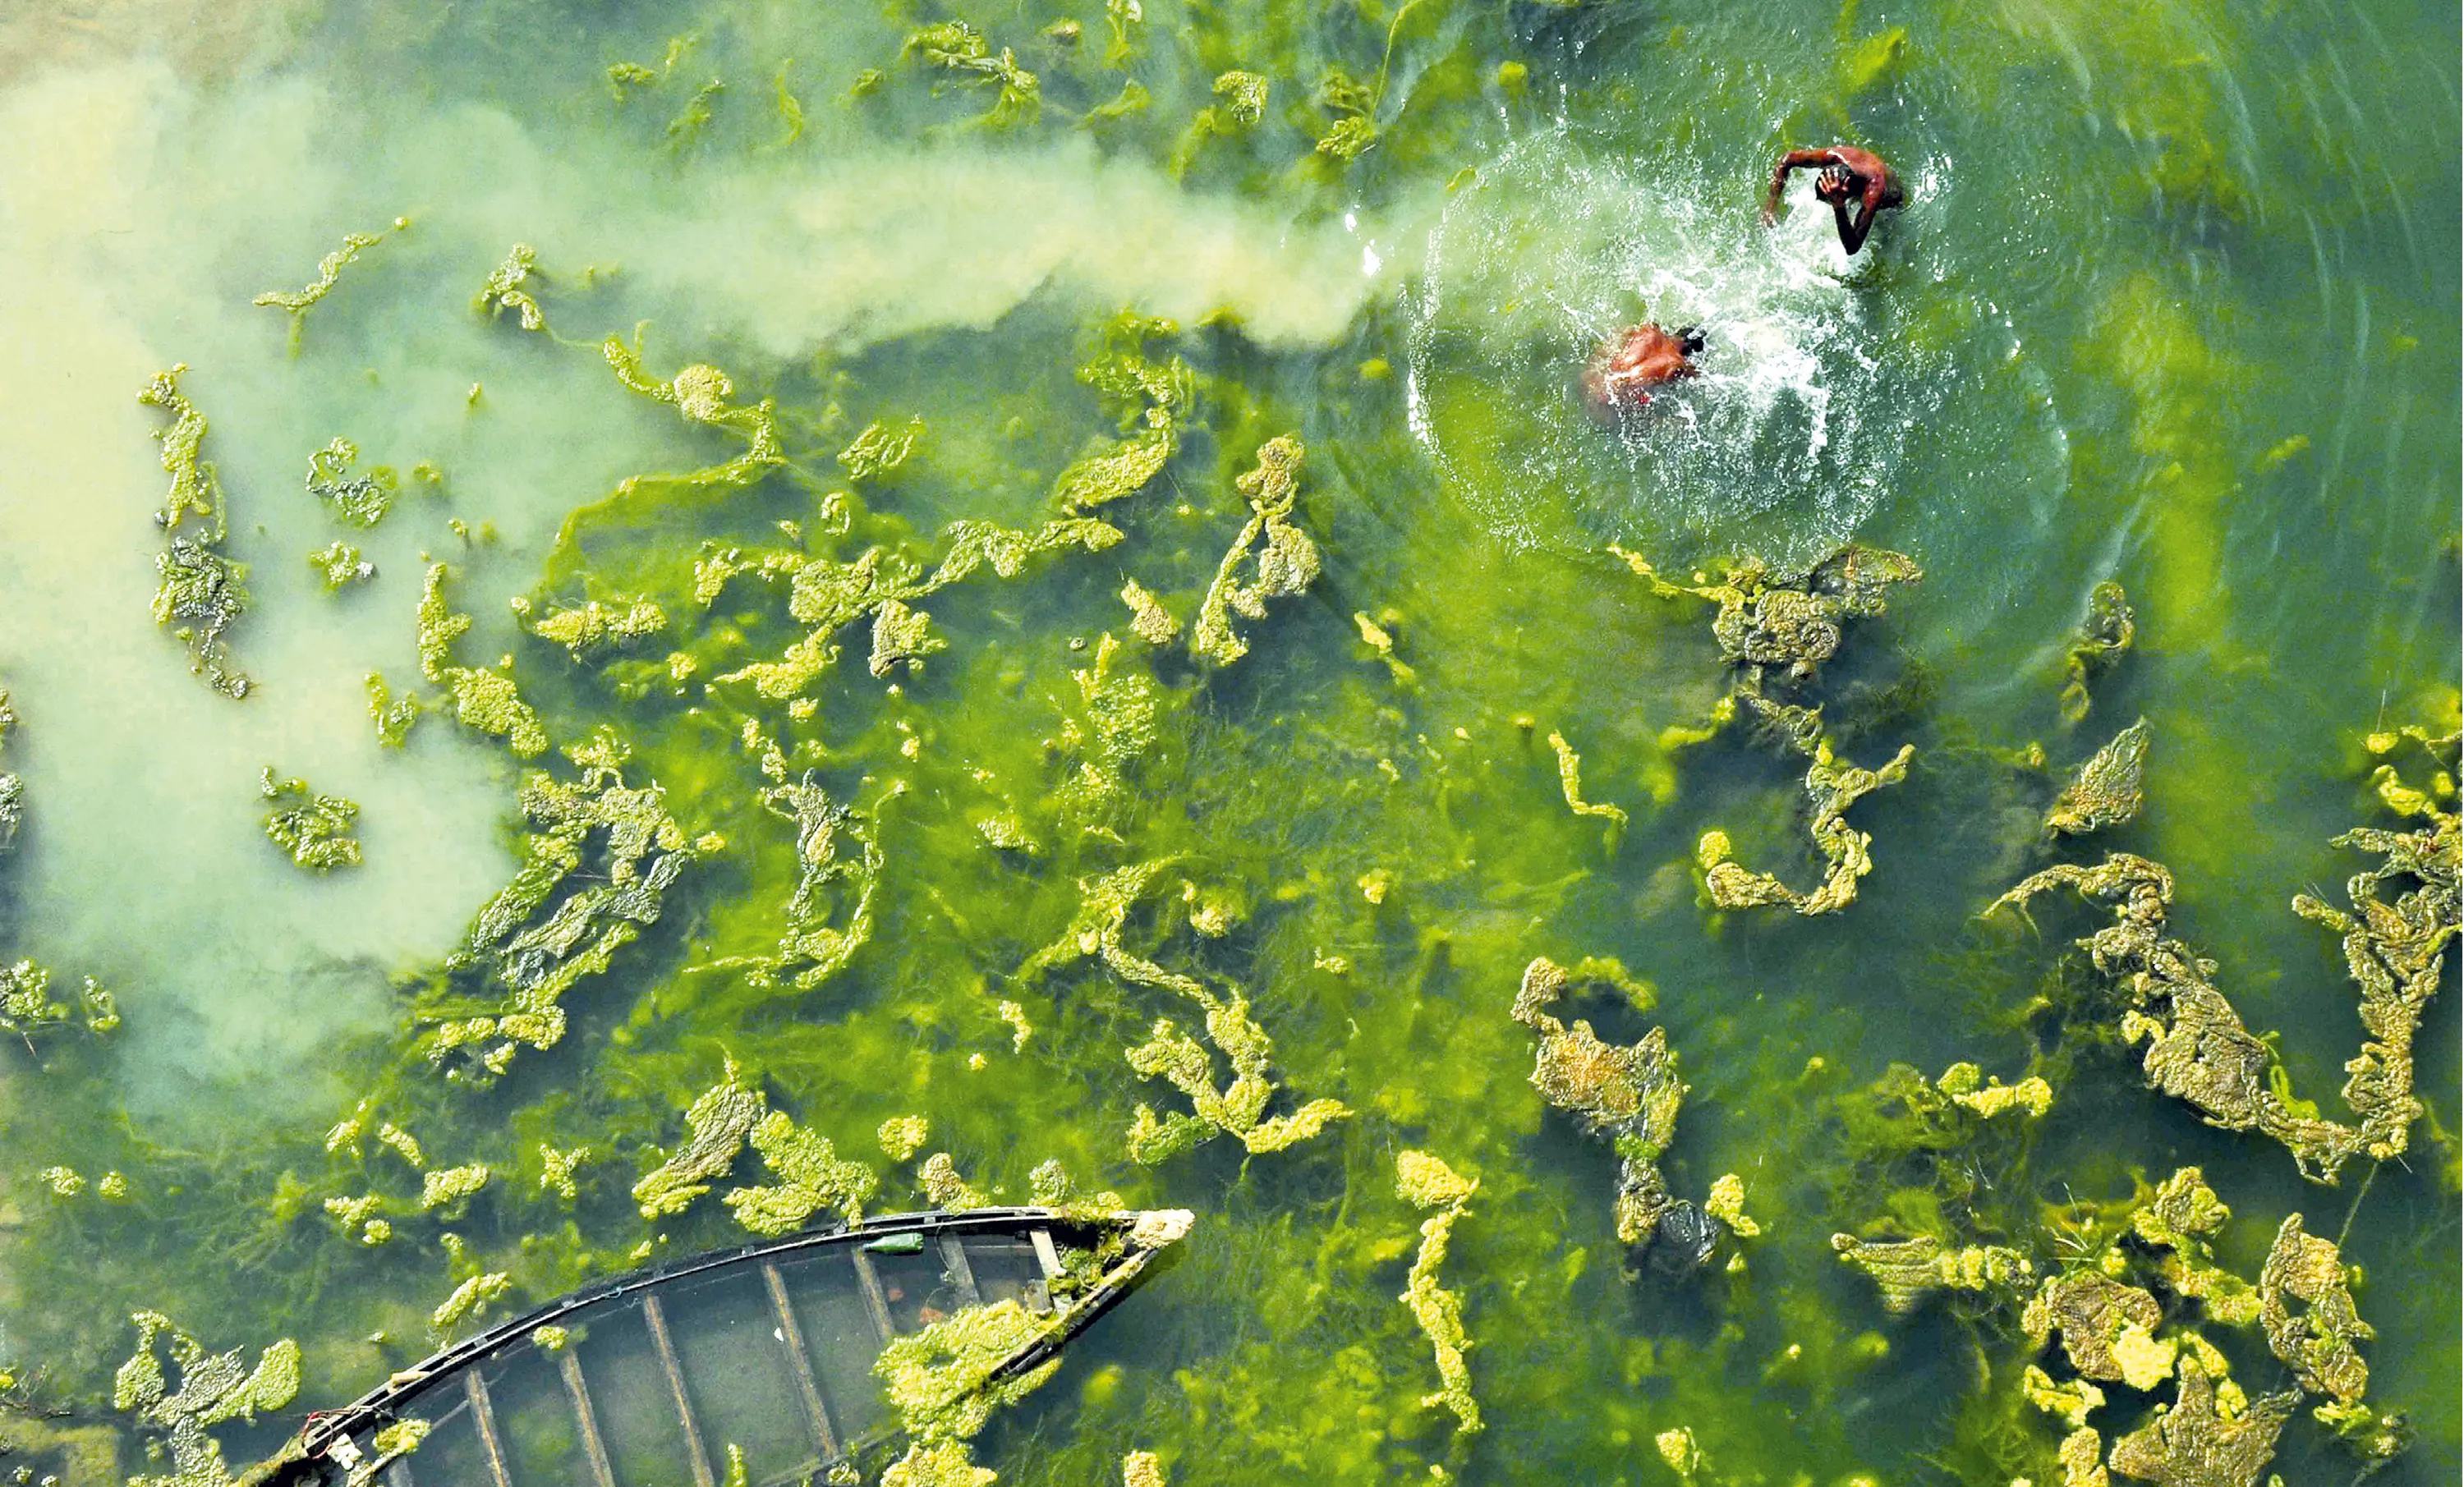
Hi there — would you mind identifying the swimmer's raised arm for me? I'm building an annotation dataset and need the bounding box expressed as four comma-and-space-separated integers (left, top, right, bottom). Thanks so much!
1761, 149, 1834, 224
1832, 177, 1891, 254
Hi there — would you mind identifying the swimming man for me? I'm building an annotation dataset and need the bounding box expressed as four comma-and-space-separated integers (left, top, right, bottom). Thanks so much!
1761, 145, 1902, 255
1584, 324, 1707, 415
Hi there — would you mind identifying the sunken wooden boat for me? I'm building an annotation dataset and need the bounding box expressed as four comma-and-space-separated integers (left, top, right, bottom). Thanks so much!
259, 1206, 1191, 1487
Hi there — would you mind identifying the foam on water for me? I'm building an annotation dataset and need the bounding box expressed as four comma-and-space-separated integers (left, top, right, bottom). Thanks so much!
1407, 126, 1952, 571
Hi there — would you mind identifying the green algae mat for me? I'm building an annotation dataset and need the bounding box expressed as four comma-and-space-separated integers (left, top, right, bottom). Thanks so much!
0, 0, 2456, 1484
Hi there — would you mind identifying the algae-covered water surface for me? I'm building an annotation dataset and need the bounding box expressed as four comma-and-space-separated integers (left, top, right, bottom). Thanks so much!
0, 1, 2456, 1484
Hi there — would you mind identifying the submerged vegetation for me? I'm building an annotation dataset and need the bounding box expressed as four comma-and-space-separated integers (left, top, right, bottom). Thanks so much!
0, 2, 2453, 1487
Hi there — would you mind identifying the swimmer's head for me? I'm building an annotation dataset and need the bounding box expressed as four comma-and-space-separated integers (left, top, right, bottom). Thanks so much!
1677, 326, 1707, 356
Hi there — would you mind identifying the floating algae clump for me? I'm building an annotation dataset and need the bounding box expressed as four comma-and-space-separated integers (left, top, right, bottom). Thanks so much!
2128, 1168, 2259, 1327
1, 960, 117, 1040
2256, 1214, 2370, 1405
838, 417, 925, 482
1512, 957, 1736, 1266
305, 437, 397, 527
1547, 731, 1627, 832
1829, 1235, 2032, 1316
475, 244, 549, 331
1620, 547, 1923, 916
424, 737, 702, 1077
529, 598, 668, 657
259, 769, 362, 872
138, 367, 251, 699
632, 1065, 766, 1218
878, 1300, 1057, 1441
1119, 580, 1179, 644
309, 542, 375, 591
1055, 314, 1193, 511
1123, 996, 1349, 1163
1992, 753, 2456, 1185
2023, 1269, 2177, 1389
430, 1271, 515, 1337
416, 563, 548, 757
869, 599, 945, 677
2059, 581, 2137, 725
1615, 544, 1921, 684
1695, 714, 1914, 916
1976, 1166, 2399, 1483
113, 1313, 301, 1487
1020, 884, 1302, 1142
878, 1115, 931, 1162
253, 226, 393, 354
2048, 718, 2151, 837
698, 769, 880, 989
723, 1110, 880, 1235
1190, 436, 1318, 667
717, 520, 1119, 700
1394, 1151, 1482, 1435
899, 20, 1041, 126
2103, 1351, 2296, 1487
366, 672, 422, 747
0, 686, 17, 852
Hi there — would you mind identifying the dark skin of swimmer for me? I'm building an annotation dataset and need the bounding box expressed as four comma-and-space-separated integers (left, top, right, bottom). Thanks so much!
1583, 324, 1706, 415
1762, 145, 1903, 255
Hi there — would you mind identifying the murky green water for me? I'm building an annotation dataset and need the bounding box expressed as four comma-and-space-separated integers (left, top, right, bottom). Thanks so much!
0, 1, 2455, 1484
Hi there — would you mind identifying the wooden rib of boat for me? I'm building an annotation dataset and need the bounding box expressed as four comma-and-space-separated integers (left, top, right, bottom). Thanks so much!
259, 1206, 1190, 1487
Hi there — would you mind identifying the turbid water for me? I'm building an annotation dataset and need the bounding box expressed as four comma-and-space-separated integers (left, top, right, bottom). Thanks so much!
0, 1, 2454, 1485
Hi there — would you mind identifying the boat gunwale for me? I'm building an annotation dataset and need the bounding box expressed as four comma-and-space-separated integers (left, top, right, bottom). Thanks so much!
298, 1205, 1149, 1461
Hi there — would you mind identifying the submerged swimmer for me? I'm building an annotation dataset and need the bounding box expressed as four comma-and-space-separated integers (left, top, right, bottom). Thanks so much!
1762, 145, 1902, 255
1584, 323, 1706, 416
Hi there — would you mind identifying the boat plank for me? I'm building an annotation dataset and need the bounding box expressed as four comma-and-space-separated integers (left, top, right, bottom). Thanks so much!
761, 1262, 840, 1461
642, 1295, 718, 1487
848, 1248, 898, 1342
464, 1373, 513, 1487
557, 1349, 618, 1487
